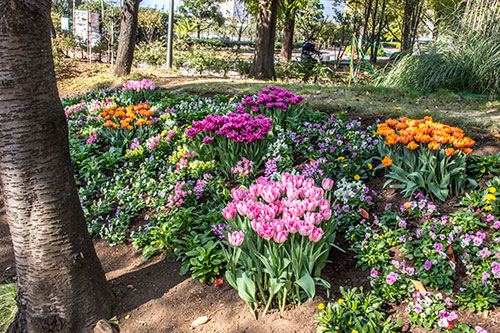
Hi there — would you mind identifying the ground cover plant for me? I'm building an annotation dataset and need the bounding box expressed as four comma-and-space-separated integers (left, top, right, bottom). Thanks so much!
52, 80, 500, 331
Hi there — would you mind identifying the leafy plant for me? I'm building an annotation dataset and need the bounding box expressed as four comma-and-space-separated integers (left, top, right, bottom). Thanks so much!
314, 287, 402, 333
180, 240, 225, 283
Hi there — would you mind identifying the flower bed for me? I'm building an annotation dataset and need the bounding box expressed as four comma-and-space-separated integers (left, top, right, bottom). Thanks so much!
63, 83, 499, 331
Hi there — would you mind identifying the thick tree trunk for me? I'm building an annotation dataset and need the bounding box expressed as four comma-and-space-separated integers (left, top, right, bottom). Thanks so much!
0, 1, 114, 332
248, 0, 278, 80
114, 0, 141, 76
280, 14, 295, 64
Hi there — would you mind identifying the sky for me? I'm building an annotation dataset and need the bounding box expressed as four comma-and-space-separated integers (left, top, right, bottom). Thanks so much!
139, 0, 343, 17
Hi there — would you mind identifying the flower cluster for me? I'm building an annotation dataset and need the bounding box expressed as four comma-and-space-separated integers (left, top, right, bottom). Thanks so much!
211, 223, 232, 241
186, 113, 272, 144
222, 173, 334, 244
375, 116, 475, 154
231, 158, 254, 178
101, 104, 157, 129
122, 79, 156, 92
166, 182, 191, 209
235, 85, 304, 113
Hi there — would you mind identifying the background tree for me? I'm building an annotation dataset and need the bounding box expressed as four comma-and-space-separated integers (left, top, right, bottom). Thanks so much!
179, 0, 225, 38
114, 0, 142, 76
247, 0, 279, 79
279, 0, 308, 63
0, 0, 114, 331
138, 8, 166, 43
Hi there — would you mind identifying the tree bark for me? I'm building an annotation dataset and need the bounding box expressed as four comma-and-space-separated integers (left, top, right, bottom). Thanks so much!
114, 0, 141, 76
401, 0, 423, 53
248, 0, 279, 80
280, 14, 295, 64
0, 1, 114, 332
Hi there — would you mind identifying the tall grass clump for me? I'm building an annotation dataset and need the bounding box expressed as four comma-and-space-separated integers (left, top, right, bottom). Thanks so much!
383, 0, 500, 96
0, 283, 17, 331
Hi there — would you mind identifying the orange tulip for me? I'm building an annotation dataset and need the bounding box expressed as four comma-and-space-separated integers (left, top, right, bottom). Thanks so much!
407, 141, 419, 150
445, 148, 456, 156
382, 156, 393, 167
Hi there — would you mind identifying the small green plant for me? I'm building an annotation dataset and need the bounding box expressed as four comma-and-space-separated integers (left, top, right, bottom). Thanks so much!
456, 281, 498, 315
467, 154, 500, 181
0, 283, 17, 332
180, 240, 225, 283
314, 287, 402, 333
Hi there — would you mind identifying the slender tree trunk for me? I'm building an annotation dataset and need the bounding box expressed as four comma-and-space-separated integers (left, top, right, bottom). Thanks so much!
280, 13, 295, 63
248, 0, 279, 80
114, 0, 141, 76
0, 1, 114, 332
401, 0, 422, 53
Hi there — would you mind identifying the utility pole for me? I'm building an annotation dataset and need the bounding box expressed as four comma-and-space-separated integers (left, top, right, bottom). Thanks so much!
166, 0, 174, 68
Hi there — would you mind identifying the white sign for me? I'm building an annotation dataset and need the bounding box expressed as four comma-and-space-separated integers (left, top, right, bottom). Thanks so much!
61, 17, 70, 31
74, 10, 101, 46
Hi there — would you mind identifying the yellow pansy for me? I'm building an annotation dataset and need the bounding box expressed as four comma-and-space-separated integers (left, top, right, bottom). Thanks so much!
318, 303, 324, 310
343, 164, 348, 168
338, 156, 345, 160
338, 298, 344, 305
354, 175, 360, 180
485, 206, 493, 211
368, 163, 373, 170
486, 194, 497, 201
489, 187, 497, 193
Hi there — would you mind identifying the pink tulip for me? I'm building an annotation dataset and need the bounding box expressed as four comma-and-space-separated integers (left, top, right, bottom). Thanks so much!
262, 207, 276, 222
298, 221, 314, 236
261, 185, 280, 203
269, 201, 282, 216
319, 199, 330, 210
305, 198, 318, 212
322, 178, 334, 191
246, 203, 262, 220
236, 201, 247, 216
276, 182, 287, 196
303, 178, 315, 189
292, 176, 304, 188
285, 217, 301, 233
291, 206, 305, 218
287, 187, 300, 200
251, 218, 263, 232
258, 223, 275, 240
299, 187, 309, 199
309, 227, 324, 242
256, 176, 269, 185
307, 187, 324, 201
273, 219, 285, 233
281, 198, 292, 208
228, 231, 245, 246
314, 212, 323, 225
281, 173, 293, 184
273, 230, 289, 243
249, 184, 263, 197
304, 212, 316, 225
231, 188, 247, 201
321, 209, 332, 221
222, 205, 236, 220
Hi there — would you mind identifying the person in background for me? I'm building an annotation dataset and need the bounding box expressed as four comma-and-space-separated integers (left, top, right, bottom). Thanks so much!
301, 37, 321, 82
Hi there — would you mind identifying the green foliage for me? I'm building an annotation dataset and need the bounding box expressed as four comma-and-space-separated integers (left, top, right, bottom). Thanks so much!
314, 287, 402, 333
467, 154, 500, 181
456, 281, 498, 315
181, 240, 225, 283
134, 41, 167, 67
0, 283, 17, 332
382, 34, 500, 96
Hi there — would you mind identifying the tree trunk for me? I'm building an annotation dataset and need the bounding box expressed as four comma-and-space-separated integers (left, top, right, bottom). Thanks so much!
114, 0, 141, 76
401, 0, 422, 53
280, 13, 295, 64
0, 1, 114, 332
248, 0, 278, 80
